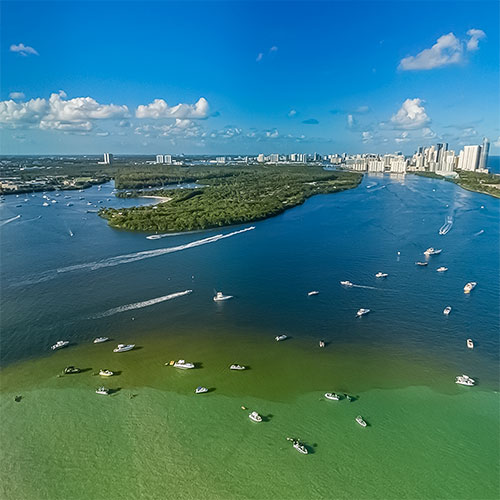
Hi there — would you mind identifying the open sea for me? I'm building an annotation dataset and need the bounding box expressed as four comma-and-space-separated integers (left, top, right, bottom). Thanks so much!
0, 172, 499, 499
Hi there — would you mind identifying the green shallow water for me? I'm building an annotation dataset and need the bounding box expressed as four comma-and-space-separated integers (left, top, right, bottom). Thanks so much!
1, 329, 499, 500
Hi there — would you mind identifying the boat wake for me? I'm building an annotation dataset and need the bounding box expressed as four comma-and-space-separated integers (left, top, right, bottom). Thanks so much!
351, 284, 378, 290
438, 216, 453, 235
0, 215, 21, 227
91, 290, 193, 319
473, 229, 484, 237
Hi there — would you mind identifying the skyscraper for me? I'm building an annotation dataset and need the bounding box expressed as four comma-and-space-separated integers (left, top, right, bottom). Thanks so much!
478, 137, 490, 170
458, 146, 481, 171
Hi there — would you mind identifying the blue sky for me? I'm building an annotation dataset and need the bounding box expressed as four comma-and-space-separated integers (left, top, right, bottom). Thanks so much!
1, 0, 499, 155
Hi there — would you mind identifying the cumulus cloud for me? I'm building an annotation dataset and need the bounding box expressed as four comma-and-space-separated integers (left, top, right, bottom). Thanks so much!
422, 127, 437, 139
493, 136, 500, 147
256, 53, 264, 62
466, 29, 486, 51
136, 97, 209, 119
390, 98, 430, 130
269, 46, 278, 53
288, 109, 297, 117
302, 118, 319, 125
395, 131, 410, 143
265, 129, 279, 138
10, 43, 39, 56
9, 92, 25, 100
362, 131, 373, 143
347, 114, 355, 128
0, 98, 48, 126
134, 119, 202, 138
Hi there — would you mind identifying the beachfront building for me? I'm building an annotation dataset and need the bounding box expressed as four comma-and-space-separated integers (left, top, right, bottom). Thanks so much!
98, 153, 113, 165
458, 145, 481, 171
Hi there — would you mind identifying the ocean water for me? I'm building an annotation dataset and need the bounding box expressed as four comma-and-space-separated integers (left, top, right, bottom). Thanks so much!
0, 174, 499, 499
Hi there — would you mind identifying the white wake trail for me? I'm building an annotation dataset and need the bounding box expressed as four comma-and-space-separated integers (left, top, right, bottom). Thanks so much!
92, 289, 193, 319
0, 215, 21, 226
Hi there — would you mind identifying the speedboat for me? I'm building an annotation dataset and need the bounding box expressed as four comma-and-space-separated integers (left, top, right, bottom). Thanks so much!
174, 359, 195, 369
415, 261, 428, 266
437, 267, 448, 272
319, 340, 325, 348
42, 202, 49, 207
467, 339, 474, 349
195, 386, 208, 394
275, 334, 288, 342
51, 340, 69, 351
455, 374, 475, 386
443, 306, 452, 315
113, 344, 135, 353
249, 411, 263, 422
66, 202, 73, 207
463, 282, 477, 294
99, 369, 114, 377
340, 280, 353, 287
96, 387, 110, 395
213, 291, 233, 302
356, 415, 367, 427
63, 366, 80, 374
356, 308, 370, 317
325, 393, 341, 400
424, 247, 442, 256
307, 290, 319, 296
287, 438, 308, 454
94, 337, 109, 343
229, 364, 246, 370
375, 272, 388, 278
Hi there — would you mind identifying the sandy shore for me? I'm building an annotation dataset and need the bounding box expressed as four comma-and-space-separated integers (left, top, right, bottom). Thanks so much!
140, 195, 172, 204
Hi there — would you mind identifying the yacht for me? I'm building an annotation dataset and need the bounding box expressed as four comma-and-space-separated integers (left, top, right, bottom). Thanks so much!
437, 267, 448, 272
229, 364, 246, 370
66, 202, 73, 207
113, 344, 135, 353
99, 369, 114, 377
319, 340, 325, 348
375, 272, 388, 278
275, 334, 288, 342
249, 411, 263, 423
51, 340, 69, 351
424, 247, 442, 255
213, 291, 233, 302
467, 339, 474, 349
286, 438, 308, 455
93, 337, 109, 343
415, 261, 428, 266
63, 366, 80, 374
174, 359, 195, 369
455, 374, 475, 386
340, 280, 353, 287
51, 200, 57, 204
307, 290, 319, 296
96, 387, 110, 395
443, 306, 452, 315
356, 415, 368, 427
463, 282, 477, 294
325, 392, 341, 401
42, 202, 50, 207
356, 308, 370, 317
195, 386, 208, 394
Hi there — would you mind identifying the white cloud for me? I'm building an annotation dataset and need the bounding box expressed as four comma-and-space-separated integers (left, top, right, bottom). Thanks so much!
362, 131, 373, 143
136, 97, 209, 119
0, 98, 48, 126
265, 129, 279, 138
466, 29, 486, 51
269, 46, 278, 53
395, 131, 410, 143
347, 114, 355, 128
390, 98, 430, 130
493, 136, 500, 147
9, 92, 25, 100
10, 43, 39, 56
355, 105, 370, 114
422, 127, 437, 139
288, 109, 297, 117
134, 119, 202, 138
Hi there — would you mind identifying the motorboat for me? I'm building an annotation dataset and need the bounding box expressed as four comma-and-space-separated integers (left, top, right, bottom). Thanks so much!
99, 369, 114, 377
174, 359, 195, 369
375, 272, 388, 278
213, 291, 233, 302
195, 386, 208, 394
51, 200, 57, 204
63, 366, 80, 374
93, 337, 109, 343
463, 282, 477, 294
356, 415, 367, 427
325, 393, 341, 401
345, 394, 353, 402
424, 247, 442, 256
467, 339, 474, 349
356, 308, 370, 317
113, 344, 135, 353
275, 334, 288, 342
443, 306, 452, 315
42, 202, 49, 207
51, 340, 69, 351
286, 438, 308, 454
340, 280, 353, 287
249, 411, 263, 422
319, 340, 325, 348
455, 374, 475, 386
229, 364, 246, 370
66, 202, 73, 207
96, 387, 110, 395
415, 261, 428, 266
307, 290, 319, 296
437, 267, 448, 272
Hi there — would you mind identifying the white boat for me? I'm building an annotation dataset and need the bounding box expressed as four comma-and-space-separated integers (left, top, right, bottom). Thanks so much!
51, 340, 69, 351
467, 339, 474, 349
356, 308, 370, 317
146, 234, 162, 240
287, 438, 308, 455
249, 411, 262, 422
174, 359, 195, 369
437, 267, 448, 272
307, 290, 319, 296
443, 306, 452, 315
51, 200, 57, 204
375, 272, 388, 278
439, 216, 453, 235
424, 247, 442, 256
213, 291, 233, 302
340, 280, 353, 287
96, 387, 109, 395
455, 374, 475, 386
325, 392, 341, 401
113, 344, 135, 353
99, 369, 114, 377
275, 334, 288, 342
319, 340, 325, 348
93, 337, 109, 343
66, 202, 73, 207
42, 202, 49, 207
195, 386, 208, 394
415, 261, 428, 266
464, 282, 477, 294
229, 364, 246, 370
356, 415, 367, 427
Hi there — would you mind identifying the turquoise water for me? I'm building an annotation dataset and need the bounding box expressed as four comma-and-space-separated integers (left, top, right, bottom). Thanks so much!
1, 173, 499, 499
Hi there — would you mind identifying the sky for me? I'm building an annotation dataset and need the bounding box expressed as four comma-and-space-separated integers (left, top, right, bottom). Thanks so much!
1, 0, 499, 155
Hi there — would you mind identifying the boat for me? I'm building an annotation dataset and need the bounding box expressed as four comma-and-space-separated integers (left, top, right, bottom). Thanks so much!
146, 234, 162, 240
275, 334, 288, 342
99, 369, 114, 377
375, 272, 388, 278
443, 306, 452, 315
96, 387, 110, 395
325, 392, 341, 400
51, 200, 57, 204
319, 340, 325, 348
42, 202, 49, 207
51, 340, 69, 351
286, 438, 308, 454
340, 280, 353, 287
93, 337, 109, 343
424, 247, 442, 256
356, 415, 367, 427
113, 344, 135, 353
415, 261, 428, 266
174, 359, 195, 369
195, 386, 208, 394
439, 216, 453, 235
307, 290, 319, 296
249, 411, 262, 422
467, 339, 474, 349
66, 202, 73, 207
437, 267, 448, 272
15, 204, 22, 208
455, 374, 475, 386
356, 308, 370, 317
213, 291, 233, 302
229, 364, 246, 370
345, 394, 353, 402
463, 282, 477, 294
63, 366, 80, 374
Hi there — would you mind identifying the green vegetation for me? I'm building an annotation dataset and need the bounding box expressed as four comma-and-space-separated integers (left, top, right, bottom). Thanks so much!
453, 170, 500, 198
100, 165, 362, 232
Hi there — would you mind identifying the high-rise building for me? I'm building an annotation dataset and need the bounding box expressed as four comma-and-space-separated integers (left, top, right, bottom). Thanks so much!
478, 137, 490, 171
164, 155, 172, 165
257, 154, 265, 163
156, 155, 164, 164
458, 145, 481, 171
99, 153, 113, 165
